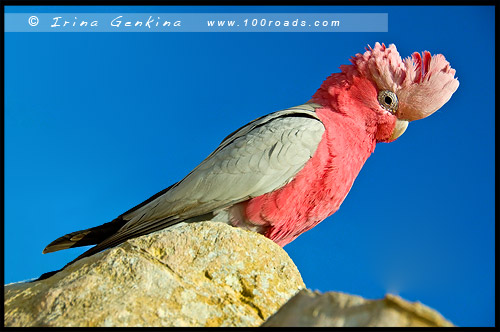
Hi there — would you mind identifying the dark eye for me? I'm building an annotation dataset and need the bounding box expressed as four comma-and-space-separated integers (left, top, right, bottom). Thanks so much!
378, 90, 399, 114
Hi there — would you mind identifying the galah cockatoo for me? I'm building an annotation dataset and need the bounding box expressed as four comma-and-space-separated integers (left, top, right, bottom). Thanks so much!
40, 43, 459, 279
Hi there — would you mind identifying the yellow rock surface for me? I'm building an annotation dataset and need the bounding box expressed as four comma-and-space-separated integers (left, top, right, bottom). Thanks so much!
262, 289, 455, 327
4, 221, 305, 327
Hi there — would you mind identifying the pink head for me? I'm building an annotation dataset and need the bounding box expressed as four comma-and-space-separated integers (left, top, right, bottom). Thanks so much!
312, 43, 459, 142
348, 42, 459, 121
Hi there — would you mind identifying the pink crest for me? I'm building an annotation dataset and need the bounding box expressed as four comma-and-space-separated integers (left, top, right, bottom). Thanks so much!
347, 43, 459, 121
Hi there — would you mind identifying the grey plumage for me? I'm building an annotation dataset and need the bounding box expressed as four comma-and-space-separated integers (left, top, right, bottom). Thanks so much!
41, 103, 325, 277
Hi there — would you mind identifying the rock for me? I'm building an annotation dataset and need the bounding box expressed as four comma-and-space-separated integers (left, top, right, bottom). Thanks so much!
261, 289, 455, 327
4, 221, 305, 327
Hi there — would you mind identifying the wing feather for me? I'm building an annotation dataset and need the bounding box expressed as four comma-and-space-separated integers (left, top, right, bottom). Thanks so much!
74, 103, 325, 260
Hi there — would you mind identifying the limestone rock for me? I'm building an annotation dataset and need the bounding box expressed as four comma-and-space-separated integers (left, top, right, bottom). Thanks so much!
4, 221, 305, 327
262, 289, 454, 327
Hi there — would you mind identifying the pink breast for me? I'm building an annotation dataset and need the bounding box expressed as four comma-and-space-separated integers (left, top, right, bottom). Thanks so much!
245, 107, 375, 246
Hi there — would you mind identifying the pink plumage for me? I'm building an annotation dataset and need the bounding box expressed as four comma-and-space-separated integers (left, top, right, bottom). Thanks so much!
39, 43, 459, 280
246, 105, 378, 246
243, 43, 459, 246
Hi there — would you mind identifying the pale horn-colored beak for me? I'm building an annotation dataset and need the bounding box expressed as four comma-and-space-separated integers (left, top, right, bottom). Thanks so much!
390, 119, 409, 140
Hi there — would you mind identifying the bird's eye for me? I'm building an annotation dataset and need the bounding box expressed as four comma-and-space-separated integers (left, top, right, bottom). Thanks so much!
377, 90, 399, 114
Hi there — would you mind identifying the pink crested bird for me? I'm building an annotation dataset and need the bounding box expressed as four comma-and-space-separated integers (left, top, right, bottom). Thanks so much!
39, 43, 459, 280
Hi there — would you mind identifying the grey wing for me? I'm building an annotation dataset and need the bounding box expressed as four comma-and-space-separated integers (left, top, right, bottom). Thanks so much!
75, 103, 325, 259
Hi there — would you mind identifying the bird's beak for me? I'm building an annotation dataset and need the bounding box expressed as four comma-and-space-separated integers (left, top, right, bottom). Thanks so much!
390, 119, 409, 140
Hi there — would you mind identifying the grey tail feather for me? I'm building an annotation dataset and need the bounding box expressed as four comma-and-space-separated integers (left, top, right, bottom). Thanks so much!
34, 218, 128, 282
33, 217, 183, 282
42, 218, 128, 254
34, 213, 217, 282
35, 269, 61, 281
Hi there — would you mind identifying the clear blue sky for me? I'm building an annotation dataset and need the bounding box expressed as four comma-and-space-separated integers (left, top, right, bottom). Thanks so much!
4, 5, 494, 327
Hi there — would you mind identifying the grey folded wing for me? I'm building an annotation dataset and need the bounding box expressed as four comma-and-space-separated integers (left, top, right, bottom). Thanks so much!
74, 103, 326, 260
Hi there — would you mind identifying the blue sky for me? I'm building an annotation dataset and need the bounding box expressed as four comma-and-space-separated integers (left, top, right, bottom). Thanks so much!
4, 5, 494, 327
